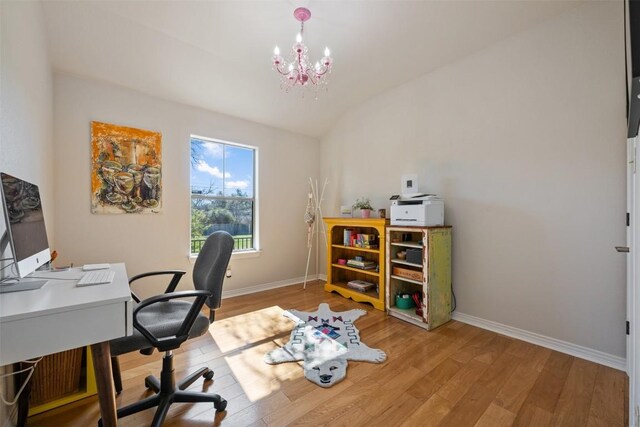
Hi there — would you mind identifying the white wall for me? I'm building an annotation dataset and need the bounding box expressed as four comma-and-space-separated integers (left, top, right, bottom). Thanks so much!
53, 74, 319, 296
0, 0, 55, 261
0, 2, 54, 425
320, 2, 627, 357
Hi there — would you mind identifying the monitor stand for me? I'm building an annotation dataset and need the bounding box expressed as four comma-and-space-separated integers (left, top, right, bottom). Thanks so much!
0, 232, 48, 292
0, 231, 8, 255
0, 278, 47, 294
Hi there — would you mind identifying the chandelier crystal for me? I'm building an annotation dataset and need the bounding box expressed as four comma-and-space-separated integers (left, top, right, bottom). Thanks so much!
272, 7, 333, 93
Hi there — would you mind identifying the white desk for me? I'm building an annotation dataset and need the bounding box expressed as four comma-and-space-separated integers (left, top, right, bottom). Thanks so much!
0, 263, 133, 426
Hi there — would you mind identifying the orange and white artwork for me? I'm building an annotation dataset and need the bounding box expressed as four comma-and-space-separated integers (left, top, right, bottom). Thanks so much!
91, 121, 162, 214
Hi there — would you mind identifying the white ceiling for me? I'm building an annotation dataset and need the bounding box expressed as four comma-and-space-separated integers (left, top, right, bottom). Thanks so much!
42, 1, 579, 138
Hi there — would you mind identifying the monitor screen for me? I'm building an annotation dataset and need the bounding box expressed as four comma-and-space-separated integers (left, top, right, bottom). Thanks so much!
0, 173, 50, 278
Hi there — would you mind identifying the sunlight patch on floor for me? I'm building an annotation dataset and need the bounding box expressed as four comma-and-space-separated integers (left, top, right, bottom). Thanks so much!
224, 342, 304, 402
207, 305, 304, 402
208, 306, 292, 353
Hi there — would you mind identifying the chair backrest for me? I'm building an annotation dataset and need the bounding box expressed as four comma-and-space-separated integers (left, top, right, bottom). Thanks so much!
192, 231, 234, 312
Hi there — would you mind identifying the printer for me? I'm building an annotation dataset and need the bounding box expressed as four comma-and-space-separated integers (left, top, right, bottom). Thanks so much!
390, 194, 444, 227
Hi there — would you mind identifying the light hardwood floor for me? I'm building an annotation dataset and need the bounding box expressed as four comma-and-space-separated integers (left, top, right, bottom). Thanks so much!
29, 281, 627, 426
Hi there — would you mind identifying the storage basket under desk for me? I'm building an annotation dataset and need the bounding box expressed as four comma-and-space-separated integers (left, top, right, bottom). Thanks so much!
27, 346, 97, 416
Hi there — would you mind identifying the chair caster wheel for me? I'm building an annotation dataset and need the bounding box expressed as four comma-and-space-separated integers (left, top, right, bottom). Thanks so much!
144, 377, 155, 389
204, 370, 214, 381
215, 398, 227, 412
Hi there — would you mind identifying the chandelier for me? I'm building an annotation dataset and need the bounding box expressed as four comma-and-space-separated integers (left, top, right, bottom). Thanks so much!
272, 7, 333, 92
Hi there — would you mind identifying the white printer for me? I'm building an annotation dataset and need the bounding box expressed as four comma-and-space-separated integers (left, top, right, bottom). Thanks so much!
390, 194, 444, 227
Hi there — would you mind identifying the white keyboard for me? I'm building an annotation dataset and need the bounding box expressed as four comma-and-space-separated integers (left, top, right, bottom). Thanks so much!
82, 263, 110, 271
77, 270, 115, 286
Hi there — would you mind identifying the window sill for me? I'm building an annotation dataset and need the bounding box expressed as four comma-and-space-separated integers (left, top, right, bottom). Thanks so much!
189, 249, 261, 263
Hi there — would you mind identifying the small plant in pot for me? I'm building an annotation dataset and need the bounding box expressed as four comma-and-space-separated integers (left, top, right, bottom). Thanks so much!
353, 197, 373, 218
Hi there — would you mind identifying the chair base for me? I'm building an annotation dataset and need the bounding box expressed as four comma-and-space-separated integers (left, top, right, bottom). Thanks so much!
99, 352, 226, 427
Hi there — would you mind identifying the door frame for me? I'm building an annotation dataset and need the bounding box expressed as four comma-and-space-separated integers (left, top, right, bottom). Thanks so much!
628, 135, 637, 426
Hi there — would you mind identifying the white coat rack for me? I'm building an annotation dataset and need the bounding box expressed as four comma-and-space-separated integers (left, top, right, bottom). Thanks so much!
303, 178, 328, 289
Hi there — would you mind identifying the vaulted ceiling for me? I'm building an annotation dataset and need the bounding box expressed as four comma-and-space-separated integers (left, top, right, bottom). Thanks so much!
43, 1, 580, 138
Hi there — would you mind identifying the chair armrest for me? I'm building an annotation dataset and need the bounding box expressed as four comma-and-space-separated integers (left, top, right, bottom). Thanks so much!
128, 270, 187, 302
132, 290, 211, 352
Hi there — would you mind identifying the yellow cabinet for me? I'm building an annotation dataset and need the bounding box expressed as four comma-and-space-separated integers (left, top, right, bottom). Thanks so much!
386, 226, 452, 330
323, 217, 388, 310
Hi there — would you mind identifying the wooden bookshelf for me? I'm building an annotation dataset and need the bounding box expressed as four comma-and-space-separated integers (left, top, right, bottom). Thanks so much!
323, 217, 388, 310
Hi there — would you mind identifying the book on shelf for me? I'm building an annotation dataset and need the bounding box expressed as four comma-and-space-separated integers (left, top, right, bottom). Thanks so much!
342, 230, 379, 249
347, 264, 378, 270
343, 228, 356, 246
354, 233, 378, 249
347, 259, 376, 267
347, 258, 374, 265
347, 280, 376, 292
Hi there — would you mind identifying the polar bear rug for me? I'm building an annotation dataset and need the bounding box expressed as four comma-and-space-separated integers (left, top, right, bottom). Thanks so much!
264, 303, 386, 388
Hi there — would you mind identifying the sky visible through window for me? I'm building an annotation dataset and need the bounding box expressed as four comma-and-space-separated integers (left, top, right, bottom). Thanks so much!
191, 139, 254, 197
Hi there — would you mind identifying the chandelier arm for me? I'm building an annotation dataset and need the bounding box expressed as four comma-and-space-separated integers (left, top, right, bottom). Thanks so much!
307, 73, 318, 86
290, 68, 301, 84
313, 66, 331, 77
274, 63, 292, 76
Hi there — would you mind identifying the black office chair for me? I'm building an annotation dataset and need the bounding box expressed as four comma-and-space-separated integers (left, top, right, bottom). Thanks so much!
100, 231, 234, 427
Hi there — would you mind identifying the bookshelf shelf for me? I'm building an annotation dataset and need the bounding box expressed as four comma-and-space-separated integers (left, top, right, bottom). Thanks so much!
390, 241, 423, 249
390, 259, 422, 268
330, 244, 380, 254
326, 281, 379, 301
390, 274, 423, 286
331, 263, 380, 277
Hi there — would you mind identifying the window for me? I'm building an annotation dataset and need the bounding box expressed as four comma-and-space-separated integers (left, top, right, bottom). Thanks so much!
190, 136, 257, 255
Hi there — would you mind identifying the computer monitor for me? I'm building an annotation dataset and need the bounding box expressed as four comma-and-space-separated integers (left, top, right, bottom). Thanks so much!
0, 172, 51, 278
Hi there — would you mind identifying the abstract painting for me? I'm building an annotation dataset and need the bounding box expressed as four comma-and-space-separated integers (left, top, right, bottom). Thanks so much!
91, 121, 162, 214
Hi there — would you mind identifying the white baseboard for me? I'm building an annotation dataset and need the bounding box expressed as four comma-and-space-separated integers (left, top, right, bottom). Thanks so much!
222, 275, 322, 298
452, 312, 626, 371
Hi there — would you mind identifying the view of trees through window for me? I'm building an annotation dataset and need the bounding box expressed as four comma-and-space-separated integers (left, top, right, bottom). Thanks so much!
190, 137, 256, 253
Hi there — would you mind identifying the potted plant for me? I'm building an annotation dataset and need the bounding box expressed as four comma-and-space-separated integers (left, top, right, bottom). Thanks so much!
353, 197, 373, 218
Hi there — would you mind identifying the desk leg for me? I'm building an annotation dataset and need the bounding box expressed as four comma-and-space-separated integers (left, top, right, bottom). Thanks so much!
16, 362, 32, 427
90, 341, 118, 427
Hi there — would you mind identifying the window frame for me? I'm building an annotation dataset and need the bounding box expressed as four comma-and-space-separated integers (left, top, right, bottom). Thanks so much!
189, 134, 259, 258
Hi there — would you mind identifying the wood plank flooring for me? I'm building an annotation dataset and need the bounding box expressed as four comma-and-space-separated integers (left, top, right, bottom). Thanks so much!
28, 281, 628, 426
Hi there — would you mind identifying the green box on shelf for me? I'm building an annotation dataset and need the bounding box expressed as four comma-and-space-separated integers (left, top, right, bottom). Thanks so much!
395, 294, 415, 309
